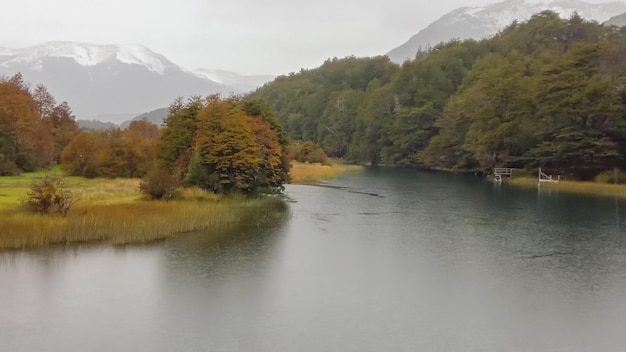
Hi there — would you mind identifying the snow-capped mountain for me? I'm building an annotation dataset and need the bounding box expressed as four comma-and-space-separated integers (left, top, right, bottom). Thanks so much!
0, 41, 237, 120
194, 69, 275, 93
0, 41, 180, 74
387, 0, 626, 63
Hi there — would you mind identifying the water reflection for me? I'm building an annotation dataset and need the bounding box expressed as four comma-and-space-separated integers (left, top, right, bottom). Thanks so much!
2, 168, 626, 351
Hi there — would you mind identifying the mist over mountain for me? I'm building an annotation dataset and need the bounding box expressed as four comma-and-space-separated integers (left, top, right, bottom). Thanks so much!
119, 108, 169, 129
194, 69, 275, 93
0, 41, 273, 121
605, 11, 626, 26
75, 119, 119, 131
387, 0, 626, 63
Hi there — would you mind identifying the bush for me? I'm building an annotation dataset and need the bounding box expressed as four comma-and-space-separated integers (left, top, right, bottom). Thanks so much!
289, 141, 329, 164
139, 167, 180, 200
594, 169, 626, 184
25, 174, 73, 216
15, 152, 37, 172
0, 159, 20, 176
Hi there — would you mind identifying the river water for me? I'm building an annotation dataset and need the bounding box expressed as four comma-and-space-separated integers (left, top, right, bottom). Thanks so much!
2, 167, 626, 351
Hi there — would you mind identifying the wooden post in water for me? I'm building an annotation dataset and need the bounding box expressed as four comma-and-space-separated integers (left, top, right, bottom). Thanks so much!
538, 168, 560, 186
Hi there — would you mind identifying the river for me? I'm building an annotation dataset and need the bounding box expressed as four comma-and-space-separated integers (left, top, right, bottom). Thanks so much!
2, 167, 626, 351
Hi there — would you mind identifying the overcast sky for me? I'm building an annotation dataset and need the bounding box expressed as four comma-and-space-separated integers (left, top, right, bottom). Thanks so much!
0, 0, 620, 75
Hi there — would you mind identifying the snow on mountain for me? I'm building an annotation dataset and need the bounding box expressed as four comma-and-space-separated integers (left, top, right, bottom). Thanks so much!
387, 0, 626, 63
0, 41, 238, 119
460, 0, 626, 31
194, 68, 228, 84
194, 68, 275, 92
0, 41, 179, 74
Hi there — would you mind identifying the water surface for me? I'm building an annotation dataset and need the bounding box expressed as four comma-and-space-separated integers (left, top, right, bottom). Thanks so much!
2, 168, 626, 351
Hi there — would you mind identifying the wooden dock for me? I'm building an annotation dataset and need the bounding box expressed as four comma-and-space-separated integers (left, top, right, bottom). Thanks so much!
493, 168, 515, 182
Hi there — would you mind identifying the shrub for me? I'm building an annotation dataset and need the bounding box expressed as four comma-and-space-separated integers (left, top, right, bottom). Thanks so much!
139, 167, 180, 200
289, 141, 329, 164
183, 151, 211, 189
594, 169, 626, 184
25, 174, 73, 216
0, 159, 20, 176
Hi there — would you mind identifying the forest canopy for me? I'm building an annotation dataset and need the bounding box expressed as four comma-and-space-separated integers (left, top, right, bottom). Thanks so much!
156, 95, 290, 195
250, 11, 626, 179
0, 75, 290, 195
5, 10, 626, 184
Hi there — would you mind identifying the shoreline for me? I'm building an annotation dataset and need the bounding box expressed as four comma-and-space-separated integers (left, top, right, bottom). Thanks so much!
0, 172, 288, 250
0, 161, 362, 250
289, 161, 363, 184
502, 176, 626, 198
0, 195, 287, 250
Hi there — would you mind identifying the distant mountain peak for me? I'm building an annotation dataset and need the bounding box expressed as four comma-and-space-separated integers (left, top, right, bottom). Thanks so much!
0, 41, 179, 74
0, 40, 240, 119
387, 0, 626, 63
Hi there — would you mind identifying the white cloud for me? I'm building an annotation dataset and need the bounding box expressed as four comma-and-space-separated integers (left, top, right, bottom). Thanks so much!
1, 0, 623, 75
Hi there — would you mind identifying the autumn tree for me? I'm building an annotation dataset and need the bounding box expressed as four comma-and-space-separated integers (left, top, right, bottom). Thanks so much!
60, 131, 104, 177
0, 74, 53, 173
46, 102, 80, 164
156, 96, 202, 177
61, 120, 159, 179
123, 119, 159, 177
157, 95, 289, 195
243, 98, 291, 184
194, 96, 261, 194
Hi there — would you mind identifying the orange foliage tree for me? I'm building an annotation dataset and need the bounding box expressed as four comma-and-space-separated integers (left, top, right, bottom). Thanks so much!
60, 120, 159, 178
60, 131, 105, 178
0, 74, 58, 174
157, 95, 289, 195
124, 119, 160, 177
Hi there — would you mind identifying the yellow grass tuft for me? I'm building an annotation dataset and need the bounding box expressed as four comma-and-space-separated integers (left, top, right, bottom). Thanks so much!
289, 161, 363, 184
509, 176, 626, 198
0, 171, 287, 250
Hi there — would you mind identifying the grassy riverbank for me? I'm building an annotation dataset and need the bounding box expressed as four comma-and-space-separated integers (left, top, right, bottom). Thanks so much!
508, 176, 626, 198
0, 160, 361, 249
289, 161, 363, 184
0, 170, 286, 250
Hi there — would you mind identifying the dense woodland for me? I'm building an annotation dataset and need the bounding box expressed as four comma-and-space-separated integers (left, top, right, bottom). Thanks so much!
0, 74, 290, 195
251, 11, 626, 180
5, 11, 626, 186
155, 96, 290, 195
0, 74, 80, 175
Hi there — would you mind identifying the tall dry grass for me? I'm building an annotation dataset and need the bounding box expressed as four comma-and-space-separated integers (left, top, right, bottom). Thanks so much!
508, 176, 626, 198
0, 171, 287, 250
289, 161, 363, 184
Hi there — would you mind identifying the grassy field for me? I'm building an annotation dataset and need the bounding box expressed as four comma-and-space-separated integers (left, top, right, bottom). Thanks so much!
0, 161, 361, 250
0, 168, 286, 250
289, 161, 363, 184
508, 176, 626, 198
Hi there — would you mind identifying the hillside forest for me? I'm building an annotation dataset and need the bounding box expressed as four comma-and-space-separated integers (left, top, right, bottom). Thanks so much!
4, 11, 626, 185
251, 11, 626, 180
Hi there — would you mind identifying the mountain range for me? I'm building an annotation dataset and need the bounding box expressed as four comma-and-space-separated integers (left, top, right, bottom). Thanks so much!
387, 0, 626, 63
0, 41, 275, 122
4, 1, 626, 124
